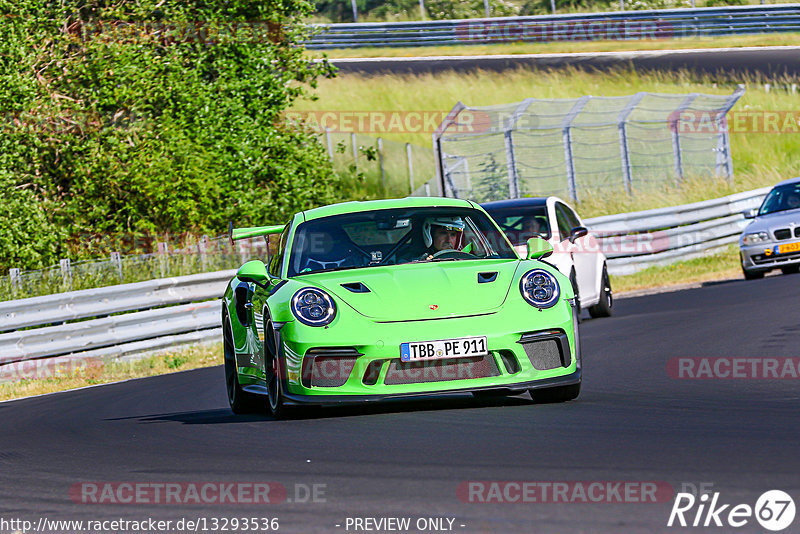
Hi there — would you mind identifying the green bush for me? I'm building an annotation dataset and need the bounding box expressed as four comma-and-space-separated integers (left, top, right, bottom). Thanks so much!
0, 0, 346, 271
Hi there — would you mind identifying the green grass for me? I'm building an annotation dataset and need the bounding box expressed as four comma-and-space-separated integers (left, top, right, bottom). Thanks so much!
0, 342, 221, 402
610, 245, 741, 293
292, 67, 800, 217
314, 33, 800, 59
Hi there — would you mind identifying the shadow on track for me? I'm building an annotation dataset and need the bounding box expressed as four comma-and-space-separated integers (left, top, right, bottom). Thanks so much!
108, 394, 535, 424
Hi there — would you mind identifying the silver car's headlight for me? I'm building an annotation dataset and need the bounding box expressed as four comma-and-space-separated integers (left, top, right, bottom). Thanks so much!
291, 288, 336, 327
742, 232, 769, 246
520, 269, 560, 309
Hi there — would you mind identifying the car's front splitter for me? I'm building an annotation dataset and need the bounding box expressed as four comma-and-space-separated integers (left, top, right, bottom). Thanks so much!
279, 368, 581, 406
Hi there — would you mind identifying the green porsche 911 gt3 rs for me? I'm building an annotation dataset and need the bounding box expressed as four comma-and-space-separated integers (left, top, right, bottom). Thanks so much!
222, 197, 581, 418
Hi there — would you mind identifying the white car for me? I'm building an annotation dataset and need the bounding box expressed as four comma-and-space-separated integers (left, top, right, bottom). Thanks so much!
483, 197, 612, 318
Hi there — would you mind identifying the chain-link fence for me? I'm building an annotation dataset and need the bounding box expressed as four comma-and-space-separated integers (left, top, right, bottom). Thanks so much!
0, 235, 275, 302
433, 86, 745, 203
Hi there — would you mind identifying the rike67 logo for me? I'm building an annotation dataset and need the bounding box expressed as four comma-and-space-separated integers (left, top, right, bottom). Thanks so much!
668, 490, 795, 531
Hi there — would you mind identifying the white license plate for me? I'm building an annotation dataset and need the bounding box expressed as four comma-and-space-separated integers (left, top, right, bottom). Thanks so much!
400, 336, 488, 362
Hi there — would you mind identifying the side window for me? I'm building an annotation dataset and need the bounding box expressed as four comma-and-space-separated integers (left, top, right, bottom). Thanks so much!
555, 204, 572, 241
268, 224, 290, 278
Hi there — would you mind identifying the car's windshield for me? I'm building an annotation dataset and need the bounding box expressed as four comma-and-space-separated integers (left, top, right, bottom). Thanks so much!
288, 207, 517, 276
759, 183, 800, 216
482, 206, 551, 245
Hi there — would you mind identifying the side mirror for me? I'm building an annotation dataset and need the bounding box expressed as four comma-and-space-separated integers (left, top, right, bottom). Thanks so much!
526, 237, 553, 260
569, 226, 589, 243
742, 208, 758, 219
237, 260, 268, 285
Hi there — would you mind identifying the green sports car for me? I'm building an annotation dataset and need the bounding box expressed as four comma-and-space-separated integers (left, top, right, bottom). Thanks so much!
222, 197, 581, 418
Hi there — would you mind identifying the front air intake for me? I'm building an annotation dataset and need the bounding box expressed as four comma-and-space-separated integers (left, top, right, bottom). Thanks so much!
518, 331, 571, 370
301, 348, 361, 388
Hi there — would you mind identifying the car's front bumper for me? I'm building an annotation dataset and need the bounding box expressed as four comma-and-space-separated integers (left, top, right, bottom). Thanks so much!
275, 298, 581, 405
740, 242, 800, 272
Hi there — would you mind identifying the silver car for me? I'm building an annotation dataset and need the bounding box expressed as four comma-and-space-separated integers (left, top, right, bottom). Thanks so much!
740, 176, 800, 280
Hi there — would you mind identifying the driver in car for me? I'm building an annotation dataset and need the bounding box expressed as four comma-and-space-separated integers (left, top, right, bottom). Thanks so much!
418, 216, 466, 261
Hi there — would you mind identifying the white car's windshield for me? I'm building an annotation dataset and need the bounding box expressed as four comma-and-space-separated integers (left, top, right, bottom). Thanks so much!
288, 207, 516, 276
759, 183, 800, 216
483, 206, 551, 245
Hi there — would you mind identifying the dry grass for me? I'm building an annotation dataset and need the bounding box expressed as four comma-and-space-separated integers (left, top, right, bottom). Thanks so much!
0, 342, 221, 402
611, 245, 741, 293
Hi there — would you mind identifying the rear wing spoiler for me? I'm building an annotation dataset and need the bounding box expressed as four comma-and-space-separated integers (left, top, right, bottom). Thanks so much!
228, 222, 284, 243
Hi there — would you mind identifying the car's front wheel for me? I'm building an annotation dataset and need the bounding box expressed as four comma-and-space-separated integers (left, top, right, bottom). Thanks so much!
529, 383, 580, 404
264, 322, 296, 420
742, 268, 765, 280
588, 264, 613, 318
224, 315, 260, 414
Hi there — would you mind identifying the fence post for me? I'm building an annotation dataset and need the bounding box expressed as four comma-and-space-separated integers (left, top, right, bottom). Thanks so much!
617, 92, 646, 195
110, 252, 122, 281
60, 259, 72, 289
715, 84, 746, 182
419, 0, 426, 19
199, 235, 209, 271
325, 128, 333, 164
157, 242, 169, 277
562, 96, 590, 203
351, 132, 358, 175
406, 143, 415, 194
351, 0, 358, 21
9, 268, 20, 293
503, 131, 519, 199
503, 98, 535, 200
377, 137, 386, 194
670, 93, 698, 184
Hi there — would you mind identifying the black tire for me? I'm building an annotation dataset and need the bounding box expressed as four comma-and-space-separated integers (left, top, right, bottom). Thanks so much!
264, 321, 297, 420
224, 314, 260, 414
569, 270, 582, 323
588, 264, 613, 318
780, 265, 800, 275
529, 383, 581, 404
743, 268, 765, 280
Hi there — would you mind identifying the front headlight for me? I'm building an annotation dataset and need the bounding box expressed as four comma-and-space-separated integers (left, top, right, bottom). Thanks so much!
520, 269, 560, 309
291, 288, 336, 327
742, 232, 770, 246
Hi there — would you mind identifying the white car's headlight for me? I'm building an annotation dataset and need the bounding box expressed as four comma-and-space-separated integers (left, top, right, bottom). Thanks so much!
742, 232, 770, 246
291, 288, 336, 327
520, 269, 560, 309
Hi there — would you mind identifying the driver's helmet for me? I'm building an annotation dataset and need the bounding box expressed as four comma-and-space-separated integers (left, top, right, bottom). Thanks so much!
423, 216, 465, 248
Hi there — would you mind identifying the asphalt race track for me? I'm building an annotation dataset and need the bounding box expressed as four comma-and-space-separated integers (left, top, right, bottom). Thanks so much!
329, 46, 800, 78
2, 273, 799, 534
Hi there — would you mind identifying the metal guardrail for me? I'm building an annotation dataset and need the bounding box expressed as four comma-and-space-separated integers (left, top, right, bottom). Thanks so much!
0, 270, 233, 383
0, 270, 235, 333
308, 5, 800, 48
585, 187, 770, 275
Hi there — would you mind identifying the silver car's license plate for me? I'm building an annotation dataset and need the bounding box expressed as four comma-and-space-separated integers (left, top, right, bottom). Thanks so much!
400, 336, 488, 362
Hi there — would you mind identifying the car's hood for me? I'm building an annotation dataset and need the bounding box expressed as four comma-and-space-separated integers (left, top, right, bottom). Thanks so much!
295, 259, 519, 322
745, 208, 800, 235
